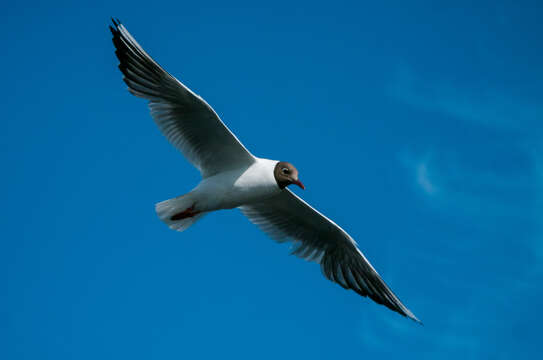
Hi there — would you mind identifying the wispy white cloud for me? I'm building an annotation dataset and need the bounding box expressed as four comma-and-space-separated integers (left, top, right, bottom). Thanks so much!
398, 152, 440, 196
401, 152, 535, 219
388, 66, 542, 134
415, 161, 438, 196
356, 300, 487, 359
386, 66, 543, 356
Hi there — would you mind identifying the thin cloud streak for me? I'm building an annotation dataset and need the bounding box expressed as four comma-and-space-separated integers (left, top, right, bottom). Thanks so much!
384, 151, 542, 358
388, 66, 542, 134
400, 150, 536, 220
390, 66, 543, 357
415, 161, 438, 196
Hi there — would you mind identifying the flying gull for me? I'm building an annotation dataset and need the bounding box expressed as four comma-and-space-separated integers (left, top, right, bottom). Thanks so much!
110, 19, 420, 323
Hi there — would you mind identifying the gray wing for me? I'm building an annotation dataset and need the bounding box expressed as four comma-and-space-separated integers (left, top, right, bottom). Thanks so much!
240, 189, 420, 323
110, 19, 255, 177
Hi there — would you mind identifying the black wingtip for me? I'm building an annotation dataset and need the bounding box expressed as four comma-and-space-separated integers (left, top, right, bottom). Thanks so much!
110, 18, 123, 37
408, 313, 423, 325
111, 17, 121, 27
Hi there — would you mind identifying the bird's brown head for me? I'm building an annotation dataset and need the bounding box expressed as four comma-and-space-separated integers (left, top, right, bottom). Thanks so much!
274, 161, 305, 190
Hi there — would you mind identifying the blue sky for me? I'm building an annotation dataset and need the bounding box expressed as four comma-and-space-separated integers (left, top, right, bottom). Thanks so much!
2, 0, 542, 358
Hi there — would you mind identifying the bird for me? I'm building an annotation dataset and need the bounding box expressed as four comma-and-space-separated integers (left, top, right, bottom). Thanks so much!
110, 19, 420, 323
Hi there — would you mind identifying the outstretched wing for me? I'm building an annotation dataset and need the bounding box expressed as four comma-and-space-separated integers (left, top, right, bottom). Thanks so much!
240, 189, 420, 323
110, 19, 255, 177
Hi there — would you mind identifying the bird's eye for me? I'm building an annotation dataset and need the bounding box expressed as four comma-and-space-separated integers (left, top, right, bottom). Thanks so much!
282, 168, 289, 174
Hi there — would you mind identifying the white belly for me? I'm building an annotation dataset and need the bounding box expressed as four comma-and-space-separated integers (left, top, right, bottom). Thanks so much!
192, 158, 281, 212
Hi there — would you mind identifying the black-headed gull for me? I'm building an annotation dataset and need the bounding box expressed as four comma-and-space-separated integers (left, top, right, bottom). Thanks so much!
110, 19, 420, 323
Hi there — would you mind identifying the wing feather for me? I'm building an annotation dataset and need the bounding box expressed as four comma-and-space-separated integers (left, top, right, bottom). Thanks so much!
110, 19, 255, 177
240, 189, 420, 323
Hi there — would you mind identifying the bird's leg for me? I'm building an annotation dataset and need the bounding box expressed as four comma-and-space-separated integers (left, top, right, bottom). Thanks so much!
170, 205, 200, 221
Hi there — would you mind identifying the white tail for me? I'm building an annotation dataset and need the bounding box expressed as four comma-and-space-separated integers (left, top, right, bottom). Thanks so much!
155, 193, 206, 232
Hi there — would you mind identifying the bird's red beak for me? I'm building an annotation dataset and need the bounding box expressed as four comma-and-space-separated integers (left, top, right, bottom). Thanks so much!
293, 179, 305, 190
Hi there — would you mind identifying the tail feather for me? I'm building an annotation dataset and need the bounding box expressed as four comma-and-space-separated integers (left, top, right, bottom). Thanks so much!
155, 194, 205, 232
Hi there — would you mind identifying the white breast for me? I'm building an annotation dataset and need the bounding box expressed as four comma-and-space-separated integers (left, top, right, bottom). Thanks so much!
192, 158, 281, 211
